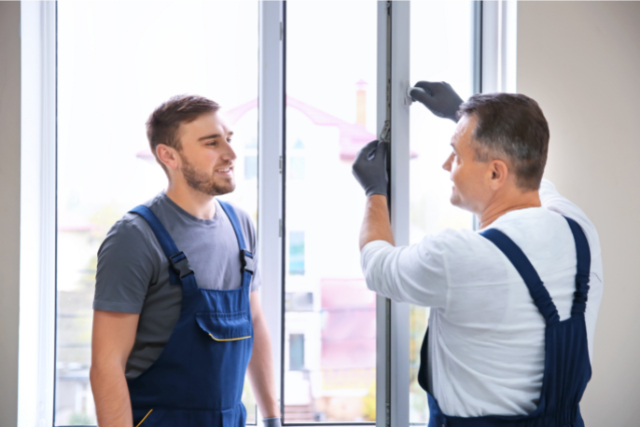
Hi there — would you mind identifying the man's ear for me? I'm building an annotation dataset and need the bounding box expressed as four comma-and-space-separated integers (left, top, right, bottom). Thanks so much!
156, 144, 180, 171
489, 159, 509, 190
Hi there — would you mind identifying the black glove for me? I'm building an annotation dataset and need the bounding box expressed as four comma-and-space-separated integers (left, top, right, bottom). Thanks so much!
352, 140, 389, 198
263, 418, 282, 427
410, 81, 464, 122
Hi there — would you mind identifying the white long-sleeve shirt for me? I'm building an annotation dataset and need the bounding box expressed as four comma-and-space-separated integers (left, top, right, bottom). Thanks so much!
361, 180, 603, 417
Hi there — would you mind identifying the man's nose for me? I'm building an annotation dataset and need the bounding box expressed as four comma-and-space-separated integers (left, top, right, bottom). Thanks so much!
221, 139, 237, 161
442, 154, 453, 171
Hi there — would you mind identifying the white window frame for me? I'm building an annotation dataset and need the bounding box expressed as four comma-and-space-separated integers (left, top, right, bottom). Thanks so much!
16, 2, 514, 426
18, 2, 57, 427
481, 0, 518, 94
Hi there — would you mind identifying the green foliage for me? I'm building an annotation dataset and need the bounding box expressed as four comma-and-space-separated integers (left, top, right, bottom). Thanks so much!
362, 381, 376, 421
409, 307, 428, 383
68, 412, 93, 425
242, 379, 257, 424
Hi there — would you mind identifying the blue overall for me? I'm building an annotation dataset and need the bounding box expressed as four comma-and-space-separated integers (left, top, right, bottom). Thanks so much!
418, 216, 592, 427
127, 201, 254, 427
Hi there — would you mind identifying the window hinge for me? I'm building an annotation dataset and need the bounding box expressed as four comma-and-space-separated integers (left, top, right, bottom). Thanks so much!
279, 155, 283, 174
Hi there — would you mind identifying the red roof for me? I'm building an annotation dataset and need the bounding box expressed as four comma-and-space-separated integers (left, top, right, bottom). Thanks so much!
285, 96, 376, 161
137, 96, 417, 161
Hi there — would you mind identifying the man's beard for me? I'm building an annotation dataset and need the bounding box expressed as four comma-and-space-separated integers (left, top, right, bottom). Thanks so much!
179, 153, 235, 196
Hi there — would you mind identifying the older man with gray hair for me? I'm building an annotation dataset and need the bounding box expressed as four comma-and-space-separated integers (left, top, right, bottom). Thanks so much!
352, 83, 603, 427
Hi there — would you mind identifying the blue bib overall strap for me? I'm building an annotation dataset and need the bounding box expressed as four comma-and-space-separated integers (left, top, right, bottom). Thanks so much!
127, 203, 254, 427
218, 200, 255, 290
422, 216, 591, 427
129, 206, 195, 287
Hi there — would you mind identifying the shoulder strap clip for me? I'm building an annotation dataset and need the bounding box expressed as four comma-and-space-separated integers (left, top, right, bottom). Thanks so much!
169, 251, 194, 279
241, 250, 255, 274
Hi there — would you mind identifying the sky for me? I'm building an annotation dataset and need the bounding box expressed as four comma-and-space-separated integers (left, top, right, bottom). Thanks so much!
58, 0, 474, 234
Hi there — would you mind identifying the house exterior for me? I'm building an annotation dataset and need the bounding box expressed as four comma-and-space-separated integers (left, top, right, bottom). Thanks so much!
57, 82, 396, 423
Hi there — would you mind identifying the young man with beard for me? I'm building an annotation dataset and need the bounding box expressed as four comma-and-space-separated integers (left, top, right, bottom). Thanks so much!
90, 95, 280, 427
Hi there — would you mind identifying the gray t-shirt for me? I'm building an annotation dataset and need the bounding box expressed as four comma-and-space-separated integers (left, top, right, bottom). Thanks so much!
93, 193, 260, 379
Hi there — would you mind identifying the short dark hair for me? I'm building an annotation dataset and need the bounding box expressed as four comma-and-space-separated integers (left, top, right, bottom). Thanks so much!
146, 95, 220, 170
459, 93, 549, 191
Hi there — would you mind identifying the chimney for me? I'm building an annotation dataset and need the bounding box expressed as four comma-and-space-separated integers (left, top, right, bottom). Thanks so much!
356, 79, 367, 126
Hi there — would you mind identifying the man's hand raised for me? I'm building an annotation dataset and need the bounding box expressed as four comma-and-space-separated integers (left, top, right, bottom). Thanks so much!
352, 140, 389, 198
410, 81, 463, 122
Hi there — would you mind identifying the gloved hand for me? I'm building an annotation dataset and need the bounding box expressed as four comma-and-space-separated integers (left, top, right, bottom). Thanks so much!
409, 81, 464, 122
263, 418, 282, 427
352, 140, 389, 198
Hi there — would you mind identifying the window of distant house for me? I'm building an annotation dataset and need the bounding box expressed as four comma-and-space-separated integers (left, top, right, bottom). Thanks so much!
286, 292, 314, 312
290, 139, 305, 180
290, 334, 305, 371
289, 231, 306, 276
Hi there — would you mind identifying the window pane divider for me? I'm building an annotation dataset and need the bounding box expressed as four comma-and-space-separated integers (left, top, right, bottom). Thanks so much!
259, 1, 286, 423
376, 3, 411, 427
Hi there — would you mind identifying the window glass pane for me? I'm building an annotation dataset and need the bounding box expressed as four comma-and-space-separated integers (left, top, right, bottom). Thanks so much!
56, 1, 258, 424
284, 1, 377, 423
409, 1, 475, 424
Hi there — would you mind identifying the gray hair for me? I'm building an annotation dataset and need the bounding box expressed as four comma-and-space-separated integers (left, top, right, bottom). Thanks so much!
459, 93, 549, 191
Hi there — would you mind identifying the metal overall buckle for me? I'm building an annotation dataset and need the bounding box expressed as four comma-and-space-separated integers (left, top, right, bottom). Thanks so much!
169, 251, 194, 279
241, 250, 255, 274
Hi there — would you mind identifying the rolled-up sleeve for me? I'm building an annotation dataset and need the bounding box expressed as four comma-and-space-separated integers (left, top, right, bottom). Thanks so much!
360, 235, 449, 308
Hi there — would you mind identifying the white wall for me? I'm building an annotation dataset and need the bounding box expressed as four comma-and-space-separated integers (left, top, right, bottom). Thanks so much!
0, 2, 21, 426
517, 2, 640, 425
